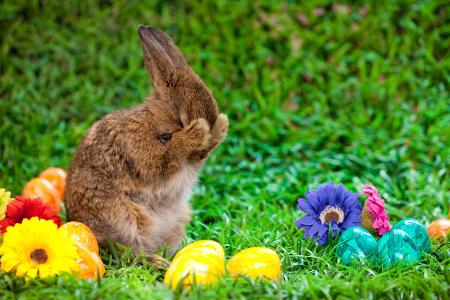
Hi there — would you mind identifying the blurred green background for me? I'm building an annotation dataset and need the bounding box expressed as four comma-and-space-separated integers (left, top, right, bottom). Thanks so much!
0, 0, 449, 299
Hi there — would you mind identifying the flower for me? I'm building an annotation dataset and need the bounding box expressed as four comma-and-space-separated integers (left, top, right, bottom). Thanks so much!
360, 184, 391, 236
295, 182, 362, 245
0, 217, 80, 278
0, 188, 14, 220
0, 196, 61, 234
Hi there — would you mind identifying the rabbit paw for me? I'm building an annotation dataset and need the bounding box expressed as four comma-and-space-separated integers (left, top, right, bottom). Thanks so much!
184, 118, 212, 152
211, 113, 228, 144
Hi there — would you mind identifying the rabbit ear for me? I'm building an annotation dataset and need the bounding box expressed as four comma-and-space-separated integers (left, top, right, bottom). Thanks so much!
144, 26, 187, 69
138, 25, 177, 92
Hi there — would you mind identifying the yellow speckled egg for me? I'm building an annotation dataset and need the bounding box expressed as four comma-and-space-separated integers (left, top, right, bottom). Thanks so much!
164, 241, 225, 289
226, 247, 281, 281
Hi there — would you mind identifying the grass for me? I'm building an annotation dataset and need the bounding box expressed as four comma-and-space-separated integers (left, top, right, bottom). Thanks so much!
1, 0, 449, 299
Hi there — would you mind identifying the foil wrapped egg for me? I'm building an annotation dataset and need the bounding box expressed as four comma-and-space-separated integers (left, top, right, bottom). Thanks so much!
377, 218, 430, 268
164, 240, 225, 289
226, 247, 281, 281
337, 226, 378, 265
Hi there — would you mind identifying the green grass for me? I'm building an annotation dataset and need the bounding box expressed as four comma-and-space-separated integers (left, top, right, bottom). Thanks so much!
1, 0, 449, 299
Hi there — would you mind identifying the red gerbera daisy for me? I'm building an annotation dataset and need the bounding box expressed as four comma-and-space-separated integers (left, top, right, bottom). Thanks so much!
0, 196, 61, 234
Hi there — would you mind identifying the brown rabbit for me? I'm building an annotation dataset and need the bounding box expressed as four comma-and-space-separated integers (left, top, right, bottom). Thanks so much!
64, 25, 228, 258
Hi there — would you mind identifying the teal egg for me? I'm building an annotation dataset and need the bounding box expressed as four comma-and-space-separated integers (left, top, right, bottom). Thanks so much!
377, 228, 421, 268
391, 218, 430, 252
376, 218, 430, 269
337, 226, 378, 265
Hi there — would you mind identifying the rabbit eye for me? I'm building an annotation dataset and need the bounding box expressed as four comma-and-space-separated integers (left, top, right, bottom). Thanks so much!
158, 133, 172, 144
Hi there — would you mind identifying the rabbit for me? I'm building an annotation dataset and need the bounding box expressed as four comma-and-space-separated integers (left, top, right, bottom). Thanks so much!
64, 25, 228, 259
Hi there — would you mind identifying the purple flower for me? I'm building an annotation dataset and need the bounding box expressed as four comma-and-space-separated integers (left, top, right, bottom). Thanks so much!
295, 182, 362, 245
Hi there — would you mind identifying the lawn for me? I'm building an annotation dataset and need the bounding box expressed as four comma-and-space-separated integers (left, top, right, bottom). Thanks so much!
1, 0, 449, 299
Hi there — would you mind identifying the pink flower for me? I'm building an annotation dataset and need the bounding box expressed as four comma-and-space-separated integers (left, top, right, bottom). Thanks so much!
361, 184, 391, 236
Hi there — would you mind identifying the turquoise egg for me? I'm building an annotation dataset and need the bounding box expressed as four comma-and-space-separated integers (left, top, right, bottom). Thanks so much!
377, 228, 421, 268
391, 218, 430, 252
337, 226, 378, 265
376, 218, 430, 269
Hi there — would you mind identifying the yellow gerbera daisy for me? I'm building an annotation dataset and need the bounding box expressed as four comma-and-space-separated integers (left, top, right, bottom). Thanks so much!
0, 217, 80, 278
0, 188, 13, 220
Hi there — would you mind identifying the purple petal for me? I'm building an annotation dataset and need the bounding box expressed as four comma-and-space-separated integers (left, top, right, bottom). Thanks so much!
317, 224, 328, 237
331, 222, 339, 237
297, 199, 317, 216
343, 194, 356, 208
325, 184, 336, 205
317, 233, 328, 245
309, 223, 324, 236
302, 225, 313, 238
295, 216, 317, 228
306, 190, 320, 208
335, 184, 345, 203
317, 188, 329, 205
341, 214, 361, 229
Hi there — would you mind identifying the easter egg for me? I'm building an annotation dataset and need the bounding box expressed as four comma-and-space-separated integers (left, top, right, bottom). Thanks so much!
337, 226, 378, 265
427, 219, 450, 242
392, 218, 430, 252
172, 240, 224, 262
39, 167, 67, 199
164, 241, 225, 289
76, 244, 105, 281
226, 247, 281, 281
376, 218, 430, 269
377, 228, 421, 268
22, 177, 62, 213
61, 221, 99, 253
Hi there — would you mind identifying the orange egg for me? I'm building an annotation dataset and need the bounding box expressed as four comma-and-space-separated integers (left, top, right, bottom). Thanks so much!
22, 177, 61, 213
39, 167, 67, 199
427, 219, 450, 242
61, 221, 99, 253
76, 244, 105, 281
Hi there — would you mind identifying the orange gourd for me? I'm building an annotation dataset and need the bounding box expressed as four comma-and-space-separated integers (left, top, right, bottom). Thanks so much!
61, 221, 99, 253
427, 219, 450, 242
22, 177, 62, 213
39, 167, 67, 199
76, 244, 105, 280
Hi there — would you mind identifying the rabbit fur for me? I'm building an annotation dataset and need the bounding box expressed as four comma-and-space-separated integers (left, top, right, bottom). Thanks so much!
64, 25, 228, 257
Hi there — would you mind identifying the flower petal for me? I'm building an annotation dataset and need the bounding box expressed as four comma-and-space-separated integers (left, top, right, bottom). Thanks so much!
295, 216, 317, 229
309, 223, 324, 236
305, 190, 320, 208
331, 222, 339, 237
297, 199, 317, 216
317, 233, 328, 245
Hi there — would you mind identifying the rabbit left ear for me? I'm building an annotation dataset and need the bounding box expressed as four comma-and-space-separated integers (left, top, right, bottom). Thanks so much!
144, 26, 187, 69
138, 25, 176, 92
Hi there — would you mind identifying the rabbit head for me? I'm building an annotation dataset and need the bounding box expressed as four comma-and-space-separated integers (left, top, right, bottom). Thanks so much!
138, 25, 218, 128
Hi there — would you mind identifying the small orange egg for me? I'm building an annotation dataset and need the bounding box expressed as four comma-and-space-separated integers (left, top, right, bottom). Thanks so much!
76, 244, 105, 280
39, 167, 67, 199
22, 177, 61, 213
61, 221, 99, 254
427, 219, 450, 242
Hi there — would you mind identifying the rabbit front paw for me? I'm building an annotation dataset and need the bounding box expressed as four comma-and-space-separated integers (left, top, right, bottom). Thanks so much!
184, 118, 212, 153
211, 113, 228, 145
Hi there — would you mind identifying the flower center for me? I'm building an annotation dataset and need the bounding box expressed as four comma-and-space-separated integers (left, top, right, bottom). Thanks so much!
319, 206, 345, 224
30, 248, 48, 264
